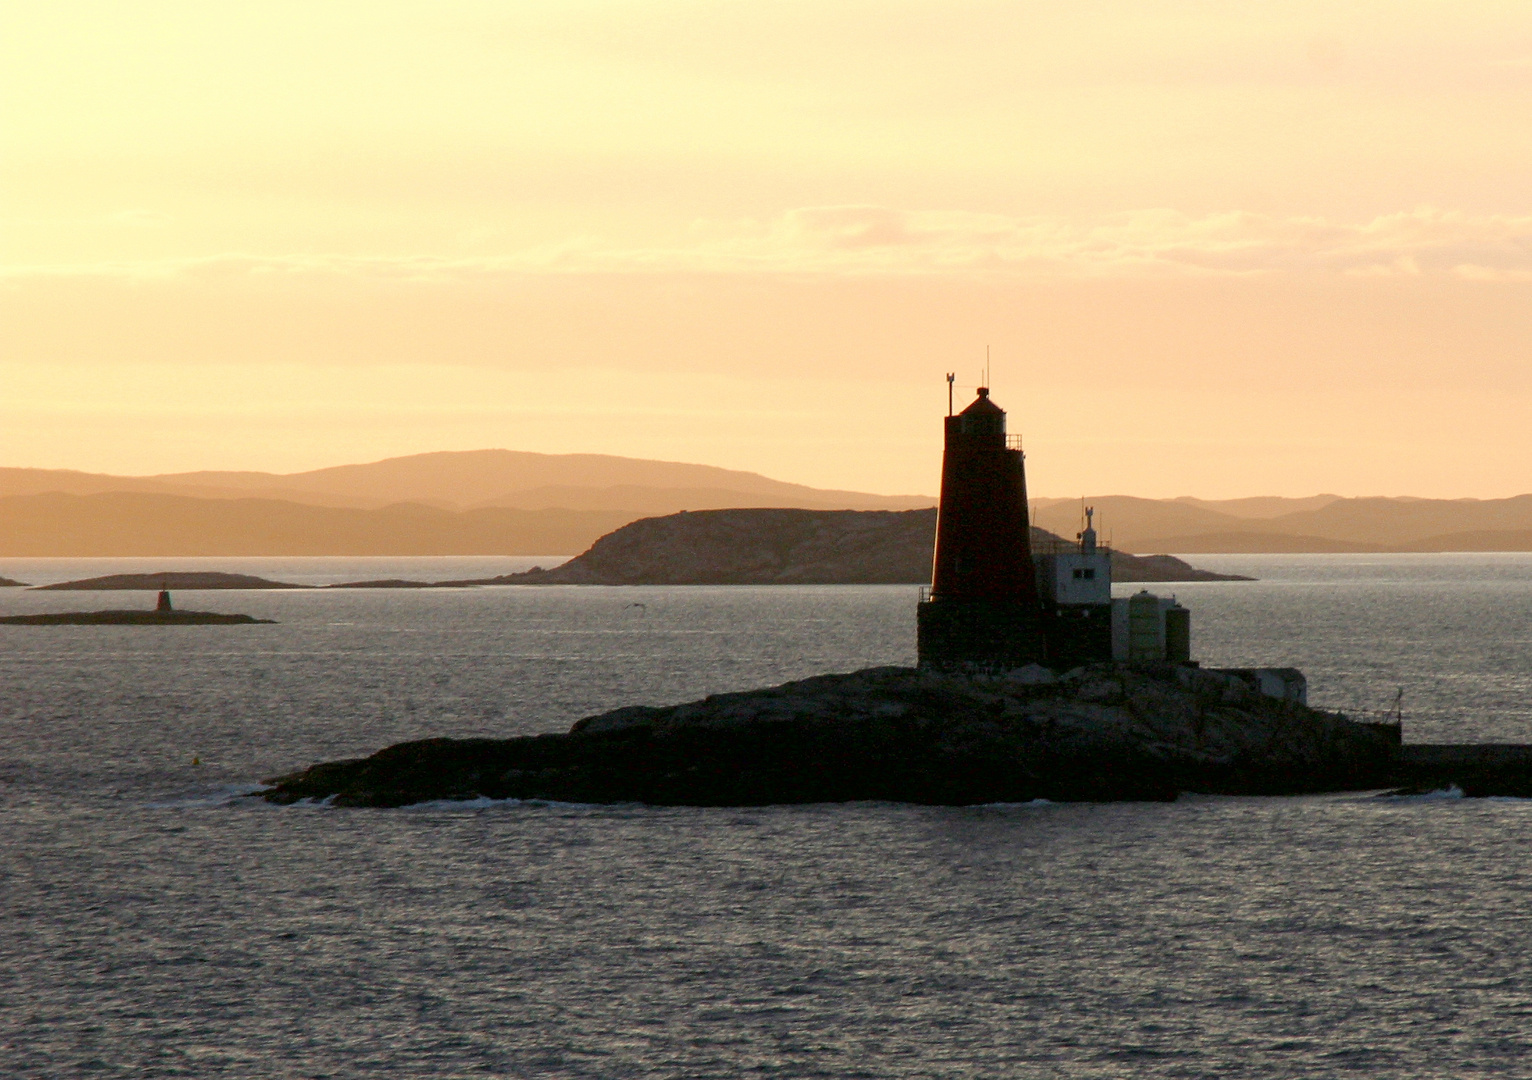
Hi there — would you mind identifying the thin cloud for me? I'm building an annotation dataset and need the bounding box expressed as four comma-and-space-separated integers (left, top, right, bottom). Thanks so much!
107, 209, 173, 228
5, 207, 1532, 282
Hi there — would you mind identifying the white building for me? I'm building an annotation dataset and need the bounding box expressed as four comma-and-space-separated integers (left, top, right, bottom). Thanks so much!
1034, 507, 1112, 608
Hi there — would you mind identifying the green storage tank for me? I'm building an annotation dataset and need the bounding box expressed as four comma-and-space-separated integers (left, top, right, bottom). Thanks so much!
1127, 590, 1162, 661
1164, 602, 1191, 663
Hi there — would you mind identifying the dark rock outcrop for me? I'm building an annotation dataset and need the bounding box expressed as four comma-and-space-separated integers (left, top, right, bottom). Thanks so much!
36, 572, 307, 591
261, 663, 1396, 808
1110, 553, 1250, 582
1386, 745, 1532, 798
0, 577, 26, 587
449, 508, 1249, 587
324, 579, 435, 589
0, 609, 274, 625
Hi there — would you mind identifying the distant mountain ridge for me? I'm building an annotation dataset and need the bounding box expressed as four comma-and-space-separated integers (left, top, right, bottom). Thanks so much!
1031, 494, 1532, 552
0, 492, 632, 556
0, 450, 934, 514
0, 450, 1527, 554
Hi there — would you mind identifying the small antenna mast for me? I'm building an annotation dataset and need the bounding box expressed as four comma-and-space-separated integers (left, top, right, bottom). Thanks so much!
985, 344, 990, 389
946, 372, 955, 415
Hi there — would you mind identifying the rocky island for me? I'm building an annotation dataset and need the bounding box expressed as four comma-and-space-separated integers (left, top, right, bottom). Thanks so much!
0, 609, 274, 625
257, 385, 1531, 808
22, 511, 1244, 592
454, 508, 1249, 587
262, 663, 1401, 807
1, 589, 274, 626
36, 571, 308, 590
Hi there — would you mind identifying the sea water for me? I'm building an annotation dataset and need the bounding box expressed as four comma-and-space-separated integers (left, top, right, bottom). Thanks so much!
2, 554, 1531, 1078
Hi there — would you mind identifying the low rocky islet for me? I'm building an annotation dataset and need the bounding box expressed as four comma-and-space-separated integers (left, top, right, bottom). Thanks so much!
262, 662, 1405, 808
0, 609, 274, 625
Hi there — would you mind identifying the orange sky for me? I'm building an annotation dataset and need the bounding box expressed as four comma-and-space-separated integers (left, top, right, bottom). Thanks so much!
4, 1, 1531, 497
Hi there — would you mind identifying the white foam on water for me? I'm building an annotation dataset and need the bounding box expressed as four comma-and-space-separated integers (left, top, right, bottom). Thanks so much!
144, 784, 272, 809
396, 795, 625, 812
1381, 784, 1466, 802
399, 795, 533, 811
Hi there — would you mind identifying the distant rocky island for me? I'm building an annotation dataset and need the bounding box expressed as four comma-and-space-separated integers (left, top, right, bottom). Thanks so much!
462, 509, 1249, 586
324, 579, 438, 589
28, 570, 437, 591
25, 511, 1246, 592
36, 572, 310, 591
0, 576, 26, 587
1, 587, 275, 626
262, 663, 1399, 807
0, 609, 273, 626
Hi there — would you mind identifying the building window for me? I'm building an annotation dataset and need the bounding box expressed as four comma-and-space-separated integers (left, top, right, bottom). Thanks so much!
1072, 568, 1096, 580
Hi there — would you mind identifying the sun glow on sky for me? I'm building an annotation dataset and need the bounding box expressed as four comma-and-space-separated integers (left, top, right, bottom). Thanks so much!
4, 1, 1531, 496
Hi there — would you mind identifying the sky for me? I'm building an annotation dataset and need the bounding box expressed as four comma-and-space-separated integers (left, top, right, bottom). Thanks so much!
4, 1, 1531, 498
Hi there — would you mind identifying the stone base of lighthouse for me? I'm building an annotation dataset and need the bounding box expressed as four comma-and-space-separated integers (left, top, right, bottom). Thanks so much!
1039, 604, 1115, 671
916, 599, 1047, 673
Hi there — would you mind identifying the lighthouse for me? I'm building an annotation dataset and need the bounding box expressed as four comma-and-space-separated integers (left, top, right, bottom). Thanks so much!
916, 385, 1047, 671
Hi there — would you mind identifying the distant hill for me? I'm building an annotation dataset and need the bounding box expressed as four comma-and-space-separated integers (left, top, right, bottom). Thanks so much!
0, 450, 933, 514
468, 483, 922, 515
1120, 532, 1385, 555
1, 450, 1527, 554
1032, 495, 1532, 552
1399, 530, 1532, 552
1168, 495, 1344, 519
0, 493, 634, 556
0, 450, 937, 556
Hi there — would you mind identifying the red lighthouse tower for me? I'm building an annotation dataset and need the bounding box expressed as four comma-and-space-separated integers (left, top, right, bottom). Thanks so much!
916, 385, 1046, 671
